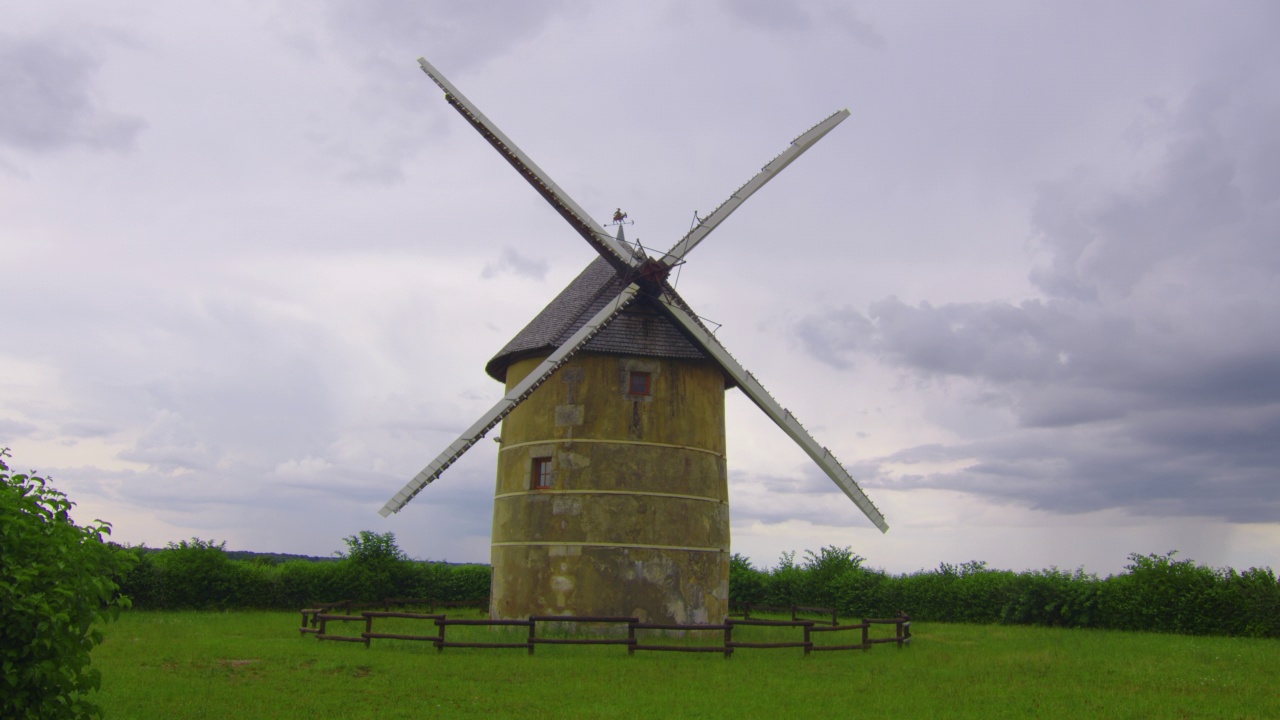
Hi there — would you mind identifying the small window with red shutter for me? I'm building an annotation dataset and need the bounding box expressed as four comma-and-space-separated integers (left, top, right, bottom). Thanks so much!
532, 457, 553, 489
628, 371, 651, 397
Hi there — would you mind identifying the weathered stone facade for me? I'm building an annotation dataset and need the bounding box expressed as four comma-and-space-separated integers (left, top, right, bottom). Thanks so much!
490, 352, 729, 623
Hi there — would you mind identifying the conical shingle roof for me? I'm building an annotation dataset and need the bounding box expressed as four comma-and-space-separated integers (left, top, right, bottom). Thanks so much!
485, 256, 709, 382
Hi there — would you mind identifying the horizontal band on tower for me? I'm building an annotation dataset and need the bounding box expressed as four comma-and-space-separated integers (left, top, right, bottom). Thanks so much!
494, 489, 726, 504
498, 437, 725, 459
491, 541, 728, 553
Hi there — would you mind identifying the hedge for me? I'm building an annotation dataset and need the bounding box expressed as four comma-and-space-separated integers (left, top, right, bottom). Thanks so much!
118, 537, 1279, 639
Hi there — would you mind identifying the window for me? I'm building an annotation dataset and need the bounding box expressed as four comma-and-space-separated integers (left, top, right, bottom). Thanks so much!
628, 371, 652, 396
532, 457, 553, 489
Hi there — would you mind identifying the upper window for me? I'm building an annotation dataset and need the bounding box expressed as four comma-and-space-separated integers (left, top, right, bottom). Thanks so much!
628, 371, 652, 397
532, 457, 553, 489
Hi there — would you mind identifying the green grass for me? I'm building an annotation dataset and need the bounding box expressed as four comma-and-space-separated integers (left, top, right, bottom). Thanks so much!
92, 611, 1279, 719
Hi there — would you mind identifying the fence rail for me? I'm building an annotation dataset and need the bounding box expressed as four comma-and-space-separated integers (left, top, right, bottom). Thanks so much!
299, 599, 911, 658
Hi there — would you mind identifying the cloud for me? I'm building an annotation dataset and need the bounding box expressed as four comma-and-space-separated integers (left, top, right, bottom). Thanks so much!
3, 1, 1277, 574
794, 74, 1280, 523
720, 0, 884, 48
318, 0, 572, 76
119, 410, 220, 475
729, 458, 895, 529
481, 246, 550, 280
0, 418, 38, 443
259, 1, 576, 185
0, 32, 144, 154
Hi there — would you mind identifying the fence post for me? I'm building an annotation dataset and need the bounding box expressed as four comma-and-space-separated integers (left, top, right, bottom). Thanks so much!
528, 618, 536, 656
803, 624, 811, 657
861, 619, 869, 651
895, 618, 903, 649
364, 613, 374, 648
723, 623, 733, 659
627, 622, 636, 657
435, 618, 445, 652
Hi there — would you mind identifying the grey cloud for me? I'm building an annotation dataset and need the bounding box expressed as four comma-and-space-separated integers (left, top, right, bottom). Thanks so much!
794, 309, 873, 369
794, 73, 1280, 522
0, 33, 144, 153
0, 418, 38, 442
872, 403, 1280, 523
271, 1, 572, 185
481, 246, 549, 281
721, 0, 884, 48
729, 459, 893, 528
1032, 83, 1280, 304
318, 0, 570, 79
118, 410, 220, 474
59, 420, 117, 439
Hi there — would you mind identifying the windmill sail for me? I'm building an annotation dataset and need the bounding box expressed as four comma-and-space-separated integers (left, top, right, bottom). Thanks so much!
656, 292, 889, 532
659, 110, 850, 266
416, 58, 639, 274
387, 57, 889, 534
380, 284, 641, 516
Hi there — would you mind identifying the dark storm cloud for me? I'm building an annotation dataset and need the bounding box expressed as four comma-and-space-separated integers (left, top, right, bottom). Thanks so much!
0, 32, 144, 153
795, 70, 1280, 522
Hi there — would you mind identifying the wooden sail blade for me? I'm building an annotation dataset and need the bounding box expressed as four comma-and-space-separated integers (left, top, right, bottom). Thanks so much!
658, 110, 850, 267
416, 58, 640, 274
380, 284, 642, 516
653, 292, 889, 533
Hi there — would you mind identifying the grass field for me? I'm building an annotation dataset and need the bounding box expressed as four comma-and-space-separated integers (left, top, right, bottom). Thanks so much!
91, 611, 1279, 719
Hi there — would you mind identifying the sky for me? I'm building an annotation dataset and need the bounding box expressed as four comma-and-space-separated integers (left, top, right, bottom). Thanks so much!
3, 1, 1277, 576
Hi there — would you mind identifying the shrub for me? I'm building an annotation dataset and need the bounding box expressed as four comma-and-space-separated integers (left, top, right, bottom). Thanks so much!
800, 546, 864, 608
728, 553, 767, 605
339, 530, 408, 564
151, 538, 243, 610
1, 449, 135, 719
762, 551, 805, 607
1230, 566, 1280, 638
330, 531, 414, 602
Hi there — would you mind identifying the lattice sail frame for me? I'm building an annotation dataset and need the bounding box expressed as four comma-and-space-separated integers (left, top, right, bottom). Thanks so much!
380, 57, 887, 533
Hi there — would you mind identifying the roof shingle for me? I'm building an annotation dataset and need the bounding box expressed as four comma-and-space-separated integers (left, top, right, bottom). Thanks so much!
485, 256, 708, 382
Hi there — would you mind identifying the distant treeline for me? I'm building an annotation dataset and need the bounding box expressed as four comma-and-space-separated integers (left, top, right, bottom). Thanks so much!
118, 533, 489, 611
732, 548, 1280, 639
117, 535, 1279, 639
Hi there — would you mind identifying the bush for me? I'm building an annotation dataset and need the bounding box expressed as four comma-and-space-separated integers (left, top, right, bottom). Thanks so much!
116, 534, 495, 610
150, 538, 244, 610
796, 546, 854, 606
1, 449, 135, 719
728, 553, 766, 605
328, 531, 413, 602
1098, 551, 1242, 636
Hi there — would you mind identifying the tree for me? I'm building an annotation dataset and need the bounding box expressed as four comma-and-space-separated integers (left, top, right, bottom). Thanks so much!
339, 530, 408, 565
334, 530, 410, 601
1, 449, 135, 719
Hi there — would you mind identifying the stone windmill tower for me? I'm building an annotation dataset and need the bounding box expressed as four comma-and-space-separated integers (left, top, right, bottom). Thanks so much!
381, 58, 888, 624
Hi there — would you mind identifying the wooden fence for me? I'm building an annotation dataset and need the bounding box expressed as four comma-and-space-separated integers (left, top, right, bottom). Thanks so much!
299, 599, 910, 657
729, 602, 840, 626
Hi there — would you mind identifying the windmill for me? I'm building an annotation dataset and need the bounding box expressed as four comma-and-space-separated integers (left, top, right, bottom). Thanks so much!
381, 58, 888, 624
